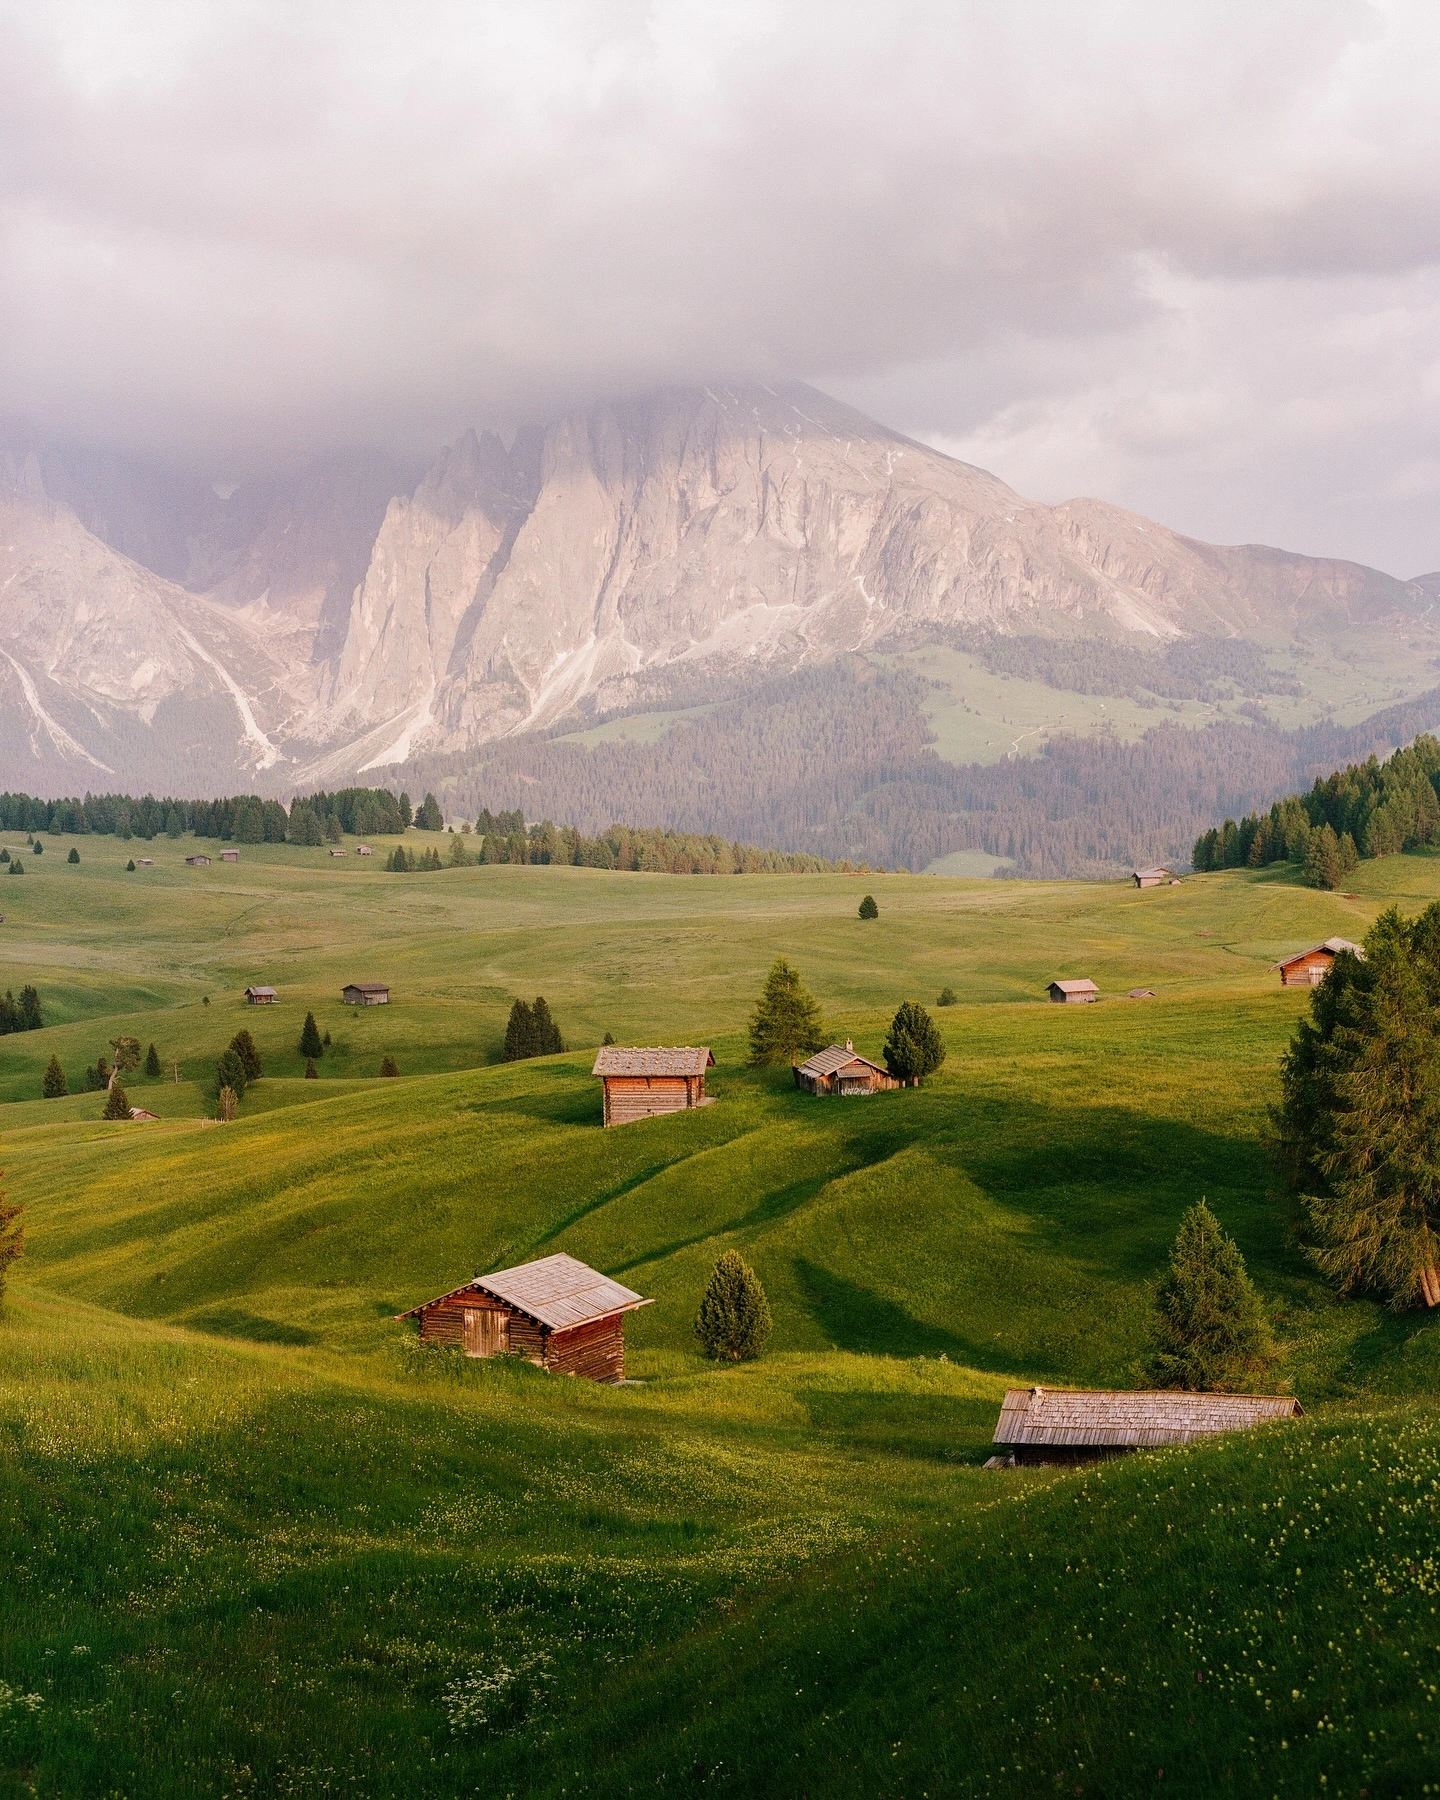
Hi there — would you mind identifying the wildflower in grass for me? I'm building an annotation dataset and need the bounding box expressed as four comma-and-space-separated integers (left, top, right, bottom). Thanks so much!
102, 1080, 131, 1122
695, 1249, 772, 1362
1146, 1200, 1273, 1391
42, 1054, 68, 1099
442, 1650, 552, 1731
747, 958, 825, 1067
0, 1171, 22, 1299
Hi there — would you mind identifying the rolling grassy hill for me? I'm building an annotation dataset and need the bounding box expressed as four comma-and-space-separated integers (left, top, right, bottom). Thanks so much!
2, 834, 1439, 1795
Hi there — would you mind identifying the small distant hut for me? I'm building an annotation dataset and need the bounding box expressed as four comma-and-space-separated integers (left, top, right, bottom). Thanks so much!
357, 845, 372, 856
184, 854, 211, 867
221, 849, 239, 863
1131, 867, 1172, 888
396, 1252, 652, 1381
593, 1045, 714, 1126
244, 986, 277, 1005
989, 1386, 1302, 1466
343, 982, 390, 1006
330, 848, 347, 858
1048, 978, 1098, 1004
128, 1107, 160, 1122
1127, 988, 1156, 1000
795, 1041, 898, 1097
136, 857, 154, 866
1274, 938, 1365, 988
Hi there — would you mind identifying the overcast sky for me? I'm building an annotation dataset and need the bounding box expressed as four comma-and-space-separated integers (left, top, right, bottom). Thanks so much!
4, 0, 1440, 573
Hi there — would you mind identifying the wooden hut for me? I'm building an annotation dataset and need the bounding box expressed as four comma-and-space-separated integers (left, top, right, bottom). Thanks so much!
396, 1252, 652, 1381
184, 854, 211, 867
593, 1045, 714, 1126
244, 985, 277, 1005
221, 849, 239, 863
795, 1041, 898, 1096
1274, 937, 1365, 987
342, 982, 390, 1005
1047, 978, 1098, 1004
1131, 867, 1172, 888
989, 1386, 1302, 1466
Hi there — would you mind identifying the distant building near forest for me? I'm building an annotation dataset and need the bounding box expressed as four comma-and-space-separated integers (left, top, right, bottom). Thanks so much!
1047, 978, 1098, 1004
357, 845, 372, 856
184, 854, 211, 867
129, 1107, 160, 1122
989, 1386, 1302, 1466
343, 982, 390, 1006
1127, 988, 1156, 1000
244, 986, 277, 1005
221, 849, 239, 862
593, 1045, 714, 1126
396, 1252, 652, 1381
1274, 938, 1365, 988
795, 1041, 898, 1097
1131, 867, 1172, 888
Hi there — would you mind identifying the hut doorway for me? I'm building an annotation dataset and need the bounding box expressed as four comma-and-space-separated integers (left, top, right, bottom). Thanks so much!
463, 1308, 508, 1357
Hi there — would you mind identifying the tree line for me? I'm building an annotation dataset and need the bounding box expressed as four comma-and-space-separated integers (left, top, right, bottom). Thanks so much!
0, 786, 411, 844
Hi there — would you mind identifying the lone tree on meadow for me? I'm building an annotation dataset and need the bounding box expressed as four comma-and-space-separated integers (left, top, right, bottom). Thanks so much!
695, 1249, 772, 1362
883, 1000, 947, 1086
299, 1012, 324, 1059
102, 1080, 131, 1122
216, 1048, 248, 1103
1146, 1201, 1273, 1391
503, 997, 565, 1061
144, 1043, 161, 1078
109, 1036, 141, 1076
0, 1171, 22, 1302
380, 1055, 399, 1077
42, 1054, 68, 1099
858, 893, 879, 920
67, 846, 79, 864
228, 1029, 263, 1083
747, 958, 825, 1068
1274, 903, 1440, 1308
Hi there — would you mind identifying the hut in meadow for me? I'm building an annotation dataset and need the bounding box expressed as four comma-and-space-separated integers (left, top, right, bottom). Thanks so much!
989, 1386, 1302, 1466
343, 982, 390, 1006
244, 986, 277, 1005
1273, 938, 1365, 988
795, 1041, 898, 1097
397, 1252, 651, 1381
1047, 978, 1099, 1004
221, 849, 239, 863
592, 1045, 714, 1127
184, 854, 211, 867
1131, 867, 1172, 888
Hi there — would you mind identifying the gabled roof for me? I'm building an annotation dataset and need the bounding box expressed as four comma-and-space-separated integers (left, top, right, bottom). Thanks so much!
344, 980, 390, 993
1049, 978, 1099, 994
798, 1042, 888, 1078
245, 985, 277, 996
592, 1046, 714, 1078
1274, 937, 1365, 968
397, 1252, 652, 1332
1133, 867, 1172, 879
994, 1386, 1302, 1449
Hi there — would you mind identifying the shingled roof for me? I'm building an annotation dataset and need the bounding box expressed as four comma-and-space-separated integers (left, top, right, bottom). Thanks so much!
398, 1253, 651, 1331
1273, 937, 1365, 968
994, 1386, 1302, 1450
1049, 978, 1099, 996
797, 1042, 888, 1078
592, 1046, 714, 1078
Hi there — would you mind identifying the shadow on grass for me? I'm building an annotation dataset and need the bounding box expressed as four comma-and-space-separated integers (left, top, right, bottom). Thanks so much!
186, 1307, 316, 1346
793, 1258, 1026, 1372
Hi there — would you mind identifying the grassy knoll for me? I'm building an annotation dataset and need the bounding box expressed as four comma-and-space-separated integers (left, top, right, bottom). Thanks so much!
3, 844, 1440, 1793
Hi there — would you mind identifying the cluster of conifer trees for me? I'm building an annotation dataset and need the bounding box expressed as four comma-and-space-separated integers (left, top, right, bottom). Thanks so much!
1193, 734, 1440, 887
502, 997, 565, 1061
0, 786, 410, 844
0, 986, 42, 1035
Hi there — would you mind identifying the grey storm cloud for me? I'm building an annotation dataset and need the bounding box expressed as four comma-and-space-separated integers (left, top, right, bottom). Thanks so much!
3, 0, 1440, 571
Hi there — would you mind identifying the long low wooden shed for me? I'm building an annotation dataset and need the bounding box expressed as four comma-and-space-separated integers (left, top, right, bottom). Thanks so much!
1273, 937, 1365, 987
593, 1045, 714, 1126
343, 981, 390, 1005
397, 1252, 652, 1381
795, 1041, 898, 1096
990, 1385, 1302, 1465
1048, 978, 1098, 1004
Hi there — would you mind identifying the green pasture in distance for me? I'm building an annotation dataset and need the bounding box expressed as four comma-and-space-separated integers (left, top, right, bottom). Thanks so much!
3, 843, 1440, 1794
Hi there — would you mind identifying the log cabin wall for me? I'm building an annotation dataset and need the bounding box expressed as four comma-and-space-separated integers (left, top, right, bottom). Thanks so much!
1281, 953, 1333, 987
603, 1075, 693, 1126
417, 1290, 506, 1350
544, 1315, 627, 1381
506, 1314, 548, 1365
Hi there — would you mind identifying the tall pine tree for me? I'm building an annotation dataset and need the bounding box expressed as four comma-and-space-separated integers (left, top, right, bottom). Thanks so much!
1146, 1201, 1273, 1390
747, 959, 825, 1067
299, 1012, 323, 1059
694, 1250, 772, 1361
882, 1000, 947, 1086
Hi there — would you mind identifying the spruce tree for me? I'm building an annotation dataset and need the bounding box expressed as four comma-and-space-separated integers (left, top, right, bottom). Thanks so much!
299, 1012, 323, 1059
102, 1080, 131, 1121
17, 986, 42, 1031
0, 1171, 21, 1301
229, 1029, 263, 1082
42, 1054, 68, 1099
125, 859, 135, 873
503, 999, 537, 1062
415, 792, 444, 830
602, 1030, 616, 1046
304, 1057, 318, 1079
67, 846, 79, 864
1305, 823, 1342, 890
379, 1055, 399, 1077
936, 985, 958, 1007
858, 893, 879, 920
1146, 1201, 1273, 1390
144, 1043, 161, 1078
747, 958, 826, 1067
216, 1048, 247, 1101
694, 1249, 772, 1361
531, 997, 564, 1055
883, 1000, 947, 1086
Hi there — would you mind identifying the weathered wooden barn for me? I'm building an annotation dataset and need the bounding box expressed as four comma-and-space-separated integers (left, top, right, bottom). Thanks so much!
343, 982, 390, 1005
795, 1041, 898, 1096
397, 1252, 652, 1381
989, 1386, 1302, 1466
221, 849, 239, 863
244, 986, 277, 1005
184, 854, 211, 867
1047, 978, 1099, 1004
1273, 937, 1365, 987
593, 1045, 714, 1126
1131, 867, 1173, 888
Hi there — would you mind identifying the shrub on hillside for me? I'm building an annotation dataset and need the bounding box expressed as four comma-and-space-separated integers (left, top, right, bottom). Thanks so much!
747, 958, 825, 1067
216, 1048, 248, 1102
67, 846, 79, 864
883, 1000, 946, 1086
299, 1012, 324, 1059
228, 1029, 262, 1082
936, 985, 958, 1007
1146, 1201, 1273, 1390
1274, 903, 1440, 1309
217, 1086, 238, 1123
0, 1172, 21, 1302
42, 1055, 68, 1099
84, 1056, 111, 1093
503, 997, 565, 1061
694, 1250, 772, 1362
102, 1081, 131, 1122
125, 860, 135, 872
380, 1055, 399, 1077
7, 859, 23, 876
858, 894, 879, 920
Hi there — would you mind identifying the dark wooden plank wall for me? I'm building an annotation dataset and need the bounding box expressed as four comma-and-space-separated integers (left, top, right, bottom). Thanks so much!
603, 1075, 695, 1126
417, 1290, 507, 1349
545, 1316, 626, 1381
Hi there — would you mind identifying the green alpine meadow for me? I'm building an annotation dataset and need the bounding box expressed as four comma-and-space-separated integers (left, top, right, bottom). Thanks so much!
3, 830, 1440, 1796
